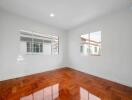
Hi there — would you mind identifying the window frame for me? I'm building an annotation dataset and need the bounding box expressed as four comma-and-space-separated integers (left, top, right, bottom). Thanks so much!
19, 30, 59, 55
80, 31, 102, 56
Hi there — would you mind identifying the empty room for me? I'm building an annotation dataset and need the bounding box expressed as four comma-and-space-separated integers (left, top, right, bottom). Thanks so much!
0, 0, 132, 100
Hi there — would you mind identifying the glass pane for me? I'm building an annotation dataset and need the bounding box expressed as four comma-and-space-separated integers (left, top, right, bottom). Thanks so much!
52, 39, 59, 55
27, 42, 32, 52
40, 43, 43, 52
36, 43, 39, 53
90, 31, 101, 55
80, 34, 89, 55
33, 43, 36, 53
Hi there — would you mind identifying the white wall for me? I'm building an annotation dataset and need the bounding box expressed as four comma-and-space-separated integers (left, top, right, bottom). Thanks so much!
67, 9, 132, 87
0, 9, 67, 81
0, 11, 3, 71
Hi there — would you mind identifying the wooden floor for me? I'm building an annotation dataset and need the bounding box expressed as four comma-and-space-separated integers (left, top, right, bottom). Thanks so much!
0, 67, 132, 100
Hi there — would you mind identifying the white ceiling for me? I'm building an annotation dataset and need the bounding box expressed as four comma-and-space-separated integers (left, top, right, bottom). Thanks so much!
0, 0, 132, 30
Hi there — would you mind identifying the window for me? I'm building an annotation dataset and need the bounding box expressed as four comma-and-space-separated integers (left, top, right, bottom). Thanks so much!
20, 30, 59, 55
80, 31, 101, 56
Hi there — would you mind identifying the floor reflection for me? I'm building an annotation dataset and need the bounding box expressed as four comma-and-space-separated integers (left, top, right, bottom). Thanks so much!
21, 83, 101, 100
80, 87, 101, 100
20, 84, 59, 100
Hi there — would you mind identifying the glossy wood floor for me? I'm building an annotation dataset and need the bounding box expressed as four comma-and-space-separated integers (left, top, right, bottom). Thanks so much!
0, 67, 132, 100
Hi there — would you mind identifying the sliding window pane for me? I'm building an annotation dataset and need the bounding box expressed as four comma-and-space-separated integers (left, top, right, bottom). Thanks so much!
90, 31, 101, 55
80, 34, 89, 55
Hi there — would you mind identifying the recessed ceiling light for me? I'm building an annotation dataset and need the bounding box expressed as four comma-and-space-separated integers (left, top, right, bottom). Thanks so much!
50, 13, 55, 17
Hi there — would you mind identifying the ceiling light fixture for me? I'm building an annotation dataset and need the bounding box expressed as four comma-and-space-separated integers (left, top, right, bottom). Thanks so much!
50, 13, 55, 17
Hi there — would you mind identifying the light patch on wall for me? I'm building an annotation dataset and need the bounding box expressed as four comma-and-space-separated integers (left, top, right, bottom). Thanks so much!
17, 55, 24, 62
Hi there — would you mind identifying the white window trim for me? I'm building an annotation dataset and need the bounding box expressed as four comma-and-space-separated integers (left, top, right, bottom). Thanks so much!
19, 30, 59, 55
